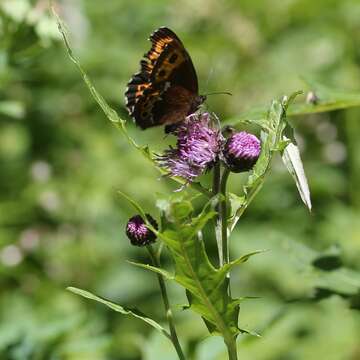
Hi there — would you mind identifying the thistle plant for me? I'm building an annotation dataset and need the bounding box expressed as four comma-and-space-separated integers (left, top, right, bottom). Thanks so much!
54, 10, 360, 360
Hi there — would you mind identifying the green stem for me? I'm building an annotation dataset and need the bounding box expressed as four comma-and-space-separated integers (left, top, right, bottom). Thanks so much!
213, 162, 223, 266
226, 338, 238, 360
219, 168, 238, 360
147, 246, 185, 360
220, 168, 231, 266
213, 162, 221, 196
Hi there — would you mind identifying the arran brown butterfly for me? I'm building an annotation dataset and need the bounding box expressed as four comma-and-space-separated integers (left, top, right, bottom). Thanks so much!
125, 27, 206, 130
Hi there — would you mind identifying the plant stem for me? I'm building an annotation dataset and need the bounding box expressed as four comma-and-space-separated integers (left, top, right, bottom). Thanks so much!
225, 338, 238, 360
220, 168, 231, 266
213, 162, 223, 266
147, 246, 185, 360
215, 166, 238, 359
213, 162, 221, 196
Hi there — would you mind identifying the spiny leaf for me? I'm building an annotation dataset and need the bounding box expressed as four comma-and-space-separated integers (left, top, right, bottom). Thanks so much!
67, 287, 171, 339
156, 208, 242, 342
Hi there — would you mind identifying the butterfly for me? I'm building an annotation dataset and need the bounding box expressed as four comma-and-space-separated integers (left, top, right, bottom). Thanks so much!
125, 27, 206, 131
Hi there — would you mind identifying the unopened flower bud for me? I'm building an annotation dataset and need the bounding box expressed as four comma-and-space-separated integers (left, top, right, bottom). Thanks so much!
223, 131, 261, 173
125, 214, 158, 247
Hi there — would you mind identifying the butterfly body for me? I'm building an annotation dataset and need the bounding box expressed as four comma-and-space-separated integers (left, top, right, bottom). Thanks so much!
125, 27, 204, 130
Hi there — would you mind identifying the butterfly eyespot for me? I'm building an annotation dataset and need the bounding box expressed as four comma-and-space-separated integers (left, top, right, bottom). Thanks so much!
169, 53, 178, 63
142, 111, 149, 117
159, 70, 166, 77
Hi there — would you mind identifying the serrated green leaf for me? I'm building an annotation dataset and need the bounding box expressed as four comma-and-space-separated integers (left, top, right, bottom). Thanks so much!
156, 208, 241, 342
67, 287, 171, 339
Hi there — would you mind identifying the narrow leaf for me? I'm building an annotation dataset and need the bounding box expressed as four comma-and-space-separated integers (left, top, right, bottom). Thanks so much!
67, 287, 171, 339
239, 327, 262, 337
127, 261, 175, 280
223, 250, 267, 273
117, 190, 147, 220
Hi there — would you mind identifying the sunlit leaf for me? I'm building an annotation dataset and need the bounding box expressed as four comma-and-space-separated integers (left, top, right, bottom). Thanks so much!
281, 134, 312, 210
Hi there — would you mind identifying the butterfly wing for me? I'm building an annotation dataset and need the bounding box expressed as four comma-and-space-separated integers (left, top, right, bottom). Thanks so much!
125, 27, 201, 129
149, 27, 198, 94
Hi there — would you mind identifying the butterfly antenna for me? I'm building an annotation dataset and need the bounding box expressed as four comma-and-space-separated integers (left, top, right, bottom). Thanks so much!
204, 66, 214, 92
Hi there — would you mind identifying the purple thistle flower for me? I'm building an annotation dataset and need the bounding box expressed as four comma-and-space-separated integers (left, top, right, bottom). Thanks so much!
158, 113, 224, 183
126, 214, 158, 246
223, 131, 261, 173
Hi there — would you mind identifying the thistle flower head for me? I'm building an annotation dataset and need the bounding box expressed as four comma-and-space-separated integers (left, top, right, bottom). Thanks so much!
158, 113, 223, 183
125, 214, 158, 246
223, 131, 261, 173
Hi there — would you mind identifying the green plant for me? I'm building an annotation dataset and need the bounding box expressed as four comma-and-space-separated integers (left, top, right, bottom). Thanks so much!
54, 9, 360, 360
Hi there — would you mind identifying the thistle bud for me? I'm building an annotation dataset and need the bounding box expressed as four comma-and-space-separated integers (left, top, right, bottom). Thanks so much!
223, 131, 261, 173
125, 214, 158, 247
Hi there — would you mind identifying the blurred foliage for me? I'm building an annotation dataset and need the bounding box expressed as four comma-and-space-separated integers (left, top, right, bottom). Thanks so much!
1, 0, 360, 359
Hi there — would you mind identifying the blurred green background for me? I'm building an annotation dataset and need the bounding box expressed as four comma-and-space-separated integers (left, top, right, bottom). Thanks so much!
1, 0, 360, 359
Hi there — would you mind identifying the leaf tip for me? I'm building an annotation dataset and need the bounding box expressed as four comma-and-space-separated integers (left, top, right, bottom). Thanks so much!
66, 286, 80, 295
